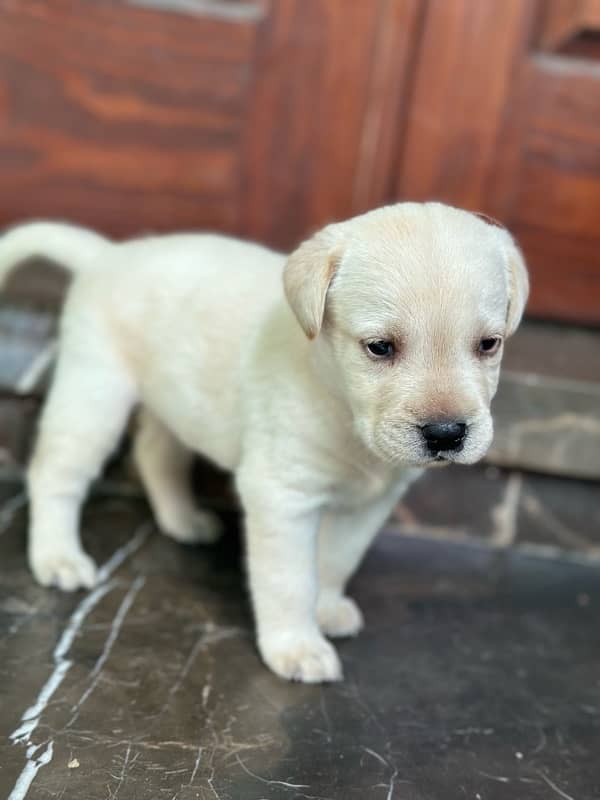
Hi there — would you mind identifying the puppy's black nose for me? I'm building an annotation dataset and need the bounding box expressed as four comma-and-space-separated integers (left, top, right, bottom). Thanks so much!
421, 421, 466, 453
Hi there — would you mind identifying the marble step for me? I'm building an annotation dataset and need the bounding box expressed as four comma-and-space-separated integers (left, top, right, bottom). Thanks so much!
490, 321, 600, 479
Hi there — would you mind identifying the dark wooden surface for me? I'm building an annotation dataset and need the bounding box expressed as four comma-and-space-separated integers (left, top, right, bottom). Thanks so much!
0, 0, 599, 324
240, 0, 425, 246
0, 0, 261, 236
0, 0, 417, 250
240, 0, 389, 248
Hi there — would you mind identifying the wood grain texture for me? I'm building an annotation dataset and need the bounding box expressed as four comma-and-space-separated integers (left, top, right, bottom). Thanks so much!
240, 0, 407, 248
397, 0, 600, 325
351, 0, 425, 214
0, 0, 261, 236
397, 0, 536, 209
0, 0, 419, 254
1, 0, 599, 324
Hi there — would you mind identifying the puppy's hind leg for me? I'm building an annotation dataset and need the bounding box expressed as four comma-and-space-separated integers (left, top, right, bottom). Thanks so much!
28, 339, 137, 591
133, 410, 222, 544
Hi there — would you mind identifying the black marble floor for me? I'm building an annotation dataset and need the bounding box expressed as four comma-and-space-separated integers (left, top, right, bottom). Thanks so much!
2, 477, 600, 800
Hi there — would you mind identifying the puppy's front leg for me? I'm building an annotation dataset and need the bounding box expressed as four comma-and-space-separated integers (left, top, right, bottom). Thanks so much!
239, 480, 341, 683
317, 476, 419, 639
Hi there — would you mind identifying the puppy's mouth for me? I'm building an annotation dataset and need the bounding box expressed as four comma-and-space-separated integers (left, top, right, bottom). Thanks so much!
401, 438, 489, 468
422, 451, 459, 467
422, 437, 489, 467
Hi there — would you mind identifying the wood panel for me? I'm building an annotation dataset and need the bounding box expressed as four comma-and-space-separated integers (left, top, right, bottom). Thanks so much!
351, 0, 425, 214
240, 0, 423, 248
240, 0, 380, 247
397, 0, 537, 211
0, 0, 421, 252
0, 0, 262, 236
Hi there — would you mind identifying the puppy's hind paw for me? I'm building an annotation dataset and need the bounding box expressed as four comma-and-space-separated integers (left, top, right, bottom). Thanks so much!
30, 549, 98, 592
317, 594, 364, 638
260, 633, 343, 683
159, 508, 223, 545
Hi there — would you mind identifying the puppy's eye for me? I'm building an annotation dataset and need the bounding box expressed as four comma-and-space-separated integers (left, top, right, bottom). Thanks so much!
478, 336, 502, 356
366, 340, 395, 358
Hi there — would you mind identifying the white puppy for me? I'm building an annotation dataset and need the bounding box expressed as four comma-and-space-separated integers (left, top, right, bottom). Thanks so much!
0, 203, 528, 683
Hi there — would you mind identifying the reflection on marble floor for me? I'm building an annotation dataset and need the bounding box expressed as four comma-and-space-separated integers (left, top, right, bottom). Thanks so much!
1, 476, 600, 800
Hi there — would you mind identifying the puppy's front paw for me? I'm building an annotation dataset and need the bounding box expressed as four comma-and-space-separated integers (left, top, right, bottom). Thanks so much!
30, 548, 98, 592
160, 508, 223, 545
317, 594, 364, 638
260, 633, 343, 683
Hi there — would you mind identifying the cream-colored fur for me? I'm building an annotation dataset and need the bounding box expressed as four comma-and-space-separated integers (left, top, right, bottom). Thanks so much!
0, 203, 528, 683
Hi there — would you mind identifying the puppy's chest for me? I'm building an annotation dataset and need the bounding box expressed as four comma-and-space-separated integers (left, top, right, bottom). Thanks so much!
327, 461, 422, 510
329, 466, 396, 508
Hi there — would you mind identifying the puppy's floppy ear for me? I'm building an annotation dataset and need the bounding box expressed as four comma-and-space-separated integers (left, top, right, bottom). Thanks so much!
283, 226, 342, 339
474, 212, 529, 337
498, 228, 529, 337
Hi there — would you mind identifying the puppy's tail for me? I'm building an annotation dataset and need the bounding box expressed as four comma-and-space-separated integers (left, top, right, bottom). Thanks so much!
0, 221, 109, 290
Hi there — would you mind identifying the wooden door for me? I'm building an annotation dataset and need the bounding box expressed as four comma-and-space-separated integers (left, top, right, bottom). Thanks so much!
397, 0, 600, 325
0, 0, 420, 250
1, 1, 599, 325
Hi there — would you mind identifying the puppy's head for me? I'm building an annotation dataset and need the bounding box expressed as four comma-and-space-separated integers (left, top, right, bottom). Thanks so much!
284, 202, 528, 467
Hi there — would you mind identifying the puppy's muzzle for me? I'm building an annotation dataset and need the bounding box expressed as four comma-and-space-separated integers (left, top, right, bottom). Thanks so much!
420, 421, 466, 454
